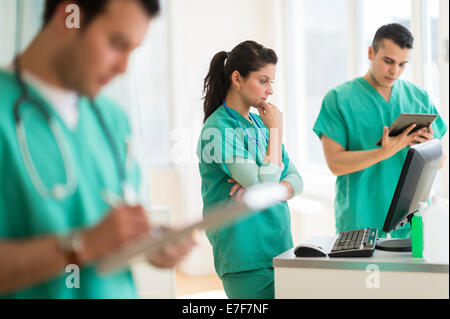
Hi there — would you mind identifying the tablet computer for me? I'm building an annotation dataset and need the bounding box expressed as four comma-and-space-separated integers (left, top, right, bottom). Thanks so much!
376, 113, 438, 146
96, 183, 288, 274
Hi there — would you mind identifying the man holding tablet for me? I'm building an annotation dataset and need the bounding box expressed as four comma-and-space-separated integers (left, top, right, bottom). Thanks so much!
313, 23, 447, 238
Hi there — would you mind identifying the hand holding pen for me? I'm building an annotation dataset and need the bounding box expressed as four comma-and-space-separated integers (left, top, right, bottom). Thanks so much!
79, 203, 152, 265
73, 190, 196, 269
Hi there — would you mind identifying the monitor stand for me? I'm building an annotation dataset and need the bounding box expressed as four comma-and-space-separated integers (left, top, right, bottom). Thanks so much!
375, 238, 412, 252
376, 215, 415, 252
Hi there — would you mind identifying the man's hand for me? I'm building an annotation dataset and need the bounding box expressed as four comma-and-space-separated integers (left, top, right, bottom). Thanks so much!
81, 205, 151, 263
82, 206, 196, 269
147, 236, 196, 268
380, 123, 418, 159
410, 124, 434, 145
321, 123, 438, 177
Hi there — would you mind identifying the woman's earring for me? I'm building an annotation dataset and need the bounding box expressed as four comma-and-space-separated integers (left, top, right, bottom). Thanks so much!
236, 86, 241, 92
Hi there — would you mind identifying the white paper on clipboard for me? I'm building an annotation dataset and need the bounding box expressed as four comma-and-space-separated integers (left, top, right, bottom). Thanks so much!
96, 183, 289, 275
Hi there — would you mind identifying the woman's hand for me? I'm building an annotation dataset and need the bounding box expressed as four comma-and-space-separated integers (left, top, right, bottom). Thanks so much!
258, 102, 284, 167
257, 101, 283, 133
227, 179, 247, 201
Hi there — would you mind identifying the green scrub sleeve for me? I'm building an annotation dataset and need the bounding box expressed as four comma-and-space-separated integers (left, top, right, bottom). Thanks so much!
226, 158, 283, 189
281, 161, 303, 197
312, 90, 348, 149
425, 96, 448, 139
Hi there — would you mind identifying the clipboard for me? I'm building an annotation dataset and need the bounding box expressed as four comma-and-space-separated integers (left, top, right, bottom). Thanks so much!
96, 183, 288, 274
376, 113, 438, 146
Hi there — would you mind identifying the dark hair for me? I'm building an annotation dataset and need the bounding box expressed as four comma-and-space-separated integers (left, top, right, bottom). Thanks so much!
43, 0, 160, 27
202, 40, 278, 123
372, 23, 414, 53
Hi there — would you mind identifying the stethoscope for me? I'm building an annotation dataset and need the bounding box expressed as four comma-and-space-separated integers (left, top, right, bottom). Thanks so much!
13, 57, 130, 201
223, 100, 268, 156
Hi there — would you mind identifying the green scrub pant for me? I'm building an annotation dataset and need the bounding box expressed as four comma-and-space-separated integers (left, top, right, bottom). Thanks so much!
221, 268, 274, 299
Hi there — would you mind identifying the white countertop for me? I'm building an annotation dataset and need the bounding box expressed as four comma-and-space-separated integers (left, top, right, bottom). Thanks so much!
273, 237, 449, 273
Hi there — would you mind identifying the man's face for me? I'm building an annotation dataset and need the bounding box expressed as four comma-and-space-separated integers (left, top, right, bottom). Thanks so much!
368, 39, 410, 88
57, 0, 151, 97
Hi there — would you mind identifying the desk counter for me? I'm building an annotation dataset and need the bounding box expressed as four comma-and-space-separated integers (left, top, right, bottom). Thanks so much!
273, 237, 449, 299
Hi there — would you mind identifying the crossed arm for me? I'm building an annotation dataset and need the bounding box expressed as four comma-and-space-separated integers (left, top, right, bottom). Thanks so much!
226, 158, 303, 201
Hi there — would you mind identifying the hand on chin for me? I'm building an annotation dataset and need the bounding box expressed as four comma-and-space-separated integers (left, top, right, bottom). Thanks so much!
253, 101, 266, 112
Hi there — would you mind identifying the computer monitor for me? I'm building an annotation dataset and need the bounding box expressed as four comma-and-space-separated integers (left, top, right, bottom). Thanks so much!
376, 139, 443, 252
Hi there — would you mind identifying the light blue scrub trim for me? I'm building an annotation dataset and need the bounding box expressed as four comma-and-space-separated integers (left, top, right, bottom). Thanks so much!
227, 158, 283, 189
281, 162, 303, 197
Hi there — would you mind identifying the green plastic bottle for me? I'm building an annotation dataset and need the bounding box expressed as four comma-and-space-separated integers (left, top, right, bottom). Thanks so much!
412, 202, 427, 258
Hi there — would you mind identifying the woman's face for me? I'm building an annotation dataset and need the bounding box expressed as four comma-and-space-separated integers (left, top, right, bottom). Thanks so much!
238, 63, 275, 109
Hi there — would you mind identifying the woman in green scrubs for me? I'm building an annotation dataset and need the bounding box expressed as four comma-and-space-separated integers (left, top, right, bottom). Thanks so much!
197, 41, 303, 299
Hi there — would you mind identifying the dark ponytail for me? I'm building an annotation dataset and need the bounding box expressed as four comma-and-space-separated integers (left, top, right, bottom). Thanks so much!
202, 51, 229, 123
202, 40, 278, 123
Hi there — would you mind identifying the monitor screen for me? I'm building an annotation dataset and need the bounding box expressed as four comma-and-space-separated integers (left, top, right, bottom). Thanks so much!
382, 139, 443, 233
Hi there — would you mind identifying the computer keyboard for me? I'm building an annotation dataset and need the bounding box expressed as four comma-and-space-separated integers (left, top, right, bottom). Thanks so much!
328, 228, 378, 257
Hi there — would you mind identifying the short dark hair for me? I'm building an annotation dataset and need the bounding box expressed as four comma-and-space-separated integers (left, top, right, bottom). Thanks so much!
43, 0, 160, 27
372, 23, 414, 53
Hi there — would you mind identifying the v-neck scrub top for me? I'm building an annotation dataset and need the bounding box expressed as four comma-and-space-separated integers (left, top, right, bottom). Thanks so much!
313, 77, 447, 237
197, 105, 303, 278
0, 70, 140, 298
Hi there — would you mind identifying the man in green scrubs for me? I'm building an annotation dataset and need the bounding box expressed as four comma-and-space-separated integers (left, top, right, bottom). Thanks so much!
0, 0, 194, 299
313, 23, 447, 238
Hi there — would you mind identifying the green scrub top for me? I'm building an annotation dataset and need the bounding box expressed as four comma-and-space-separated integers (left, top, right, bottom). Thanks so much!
197, 105, 298, 278
313, 77, 448, 238
0, 70, 141, 299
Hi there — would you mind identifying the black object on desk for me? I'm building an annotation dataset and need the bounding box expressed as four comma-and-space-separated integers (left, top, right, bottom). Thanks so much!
328, 228, 378, 257
376, 113, 438, 146
293, 228, 378, 258
294, 243, 327, 257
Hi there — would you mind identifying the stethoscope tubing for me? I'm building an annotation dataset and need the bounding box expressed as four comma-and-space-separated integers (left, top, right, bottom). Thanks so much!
13, 56, 126, 200
223, 100, 269, 156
